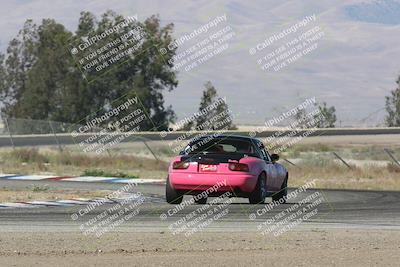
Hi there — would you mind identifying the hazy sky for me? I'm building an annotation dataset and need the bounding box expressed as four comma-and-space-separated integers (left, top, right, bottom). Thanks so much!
1, 0, 400, 126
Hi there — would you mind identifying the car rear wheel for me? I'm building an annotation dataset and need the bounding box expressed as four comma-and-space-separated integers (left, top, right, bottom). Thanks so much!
166, 177, 183, 204
249, 173, 267, 204
272, 174, 288, 203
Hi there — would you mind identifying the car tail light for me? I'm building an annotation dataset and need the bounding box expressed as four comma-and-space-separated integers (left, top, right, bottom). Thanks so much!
228, 163, 249, 172
172, 161, 190, 169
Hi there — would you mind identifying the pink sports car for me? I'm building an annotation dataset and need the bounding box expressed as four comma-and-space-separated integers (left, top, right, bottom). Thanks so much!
166, 135, 288, 204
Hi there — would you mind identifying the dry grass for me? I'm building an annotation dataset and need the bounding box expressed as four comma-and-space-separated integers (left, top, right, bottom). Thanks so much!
0, 187, 107, 202
0, 143, 399, 190
0, 148, 169, 179
287, 159, 400, 190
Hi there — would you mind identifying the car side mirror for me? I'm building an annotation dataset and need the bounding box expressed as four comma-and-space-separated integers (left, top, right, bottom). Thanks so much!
271, 154, 279, 162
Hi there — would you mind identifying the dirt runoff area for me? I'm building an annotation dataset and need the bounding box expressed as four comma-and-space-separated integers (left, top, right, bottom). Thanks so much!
0, 229, 399, 266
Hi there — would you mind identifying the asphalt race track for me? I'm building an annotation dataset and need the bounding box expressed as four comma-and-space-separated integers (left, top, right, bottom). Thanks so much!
0, 179, 399, 233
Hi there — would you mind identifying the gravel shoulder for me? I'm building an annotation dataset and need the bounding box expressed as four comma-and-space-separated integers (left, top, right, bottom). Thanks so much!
1, 230, 399, 266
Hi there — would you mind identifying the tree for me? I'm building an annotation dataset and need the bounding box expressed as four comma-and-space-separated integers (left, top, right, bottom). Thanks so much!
192, 81, 236, 131
385, 77, 400, 127
77, 11, 178, 131
314, 102, 337, 128
292, 107, 308, 129
0, 53, 6, 105
0, 11, 178, 132
17, 19, 73, 121
0, 20, 38, 119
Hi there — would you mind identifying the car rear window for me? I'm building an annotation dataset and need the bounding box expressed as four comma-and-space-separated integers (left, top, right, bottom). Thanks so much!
186, 138, 255, 154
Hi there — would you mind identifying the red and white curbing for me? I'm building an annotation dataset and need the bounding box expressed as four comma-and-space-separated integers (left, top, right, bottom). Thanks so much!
0, 174, 165, 184
0, 197, 114, 209
0, 194, 165, 209
0, 174, 166, 209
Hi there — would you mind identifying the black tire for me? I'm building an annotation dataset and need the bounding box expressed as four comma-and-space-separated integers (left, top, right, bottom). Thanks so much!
194, 195, 207, 204
166, 177, 183, 204
249, 173, 267, 204
272, 174, 288, 203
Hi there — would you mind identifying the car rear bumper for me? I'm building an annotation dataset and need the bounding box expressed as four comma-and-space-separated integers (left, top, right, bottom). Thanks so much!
169, 172, 258, 193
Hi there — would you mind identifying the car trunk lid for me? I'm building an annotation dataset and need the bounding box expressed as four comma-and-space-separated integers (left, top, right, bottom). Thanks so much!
181, 153, 245, 173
